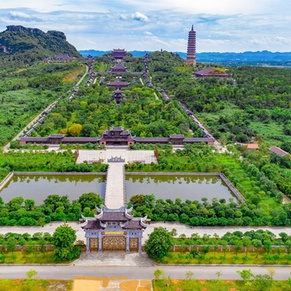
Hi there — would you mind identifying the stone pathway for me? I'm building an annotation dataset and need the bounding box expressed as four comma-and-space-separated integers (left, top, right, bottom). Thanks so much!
105, 163, 125, 208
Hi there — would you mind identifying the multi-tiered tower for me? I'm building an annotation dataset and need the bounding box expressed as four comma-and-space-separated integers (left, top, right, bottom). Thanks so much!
186, 25, 196, 67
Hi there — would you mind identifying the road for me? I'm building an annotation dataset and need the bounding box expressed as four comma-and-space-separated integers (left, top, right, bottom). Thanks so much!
0, 265, 290, 280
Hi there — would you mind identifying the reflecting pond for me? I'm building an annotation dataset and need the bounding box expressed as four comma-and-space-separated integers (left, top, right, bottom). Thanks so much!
0, 174, 106, 205
125, 175, 237, 203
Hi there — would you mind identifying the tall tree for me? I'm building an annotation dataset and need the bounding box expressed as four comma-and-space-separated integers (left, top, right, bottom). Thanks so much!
144, 227, 173, 259
52, 224, 79, 261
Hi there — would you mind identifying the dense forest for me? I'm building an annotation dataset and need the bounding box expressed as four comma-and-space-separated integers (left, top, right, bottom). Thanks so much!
0, 61, 85, 147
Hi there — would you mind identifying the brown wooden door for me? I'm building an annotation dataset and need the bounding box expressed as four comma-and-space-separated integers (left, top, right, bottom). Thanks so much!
89, 238, 98, 251
102, 236, 126, 251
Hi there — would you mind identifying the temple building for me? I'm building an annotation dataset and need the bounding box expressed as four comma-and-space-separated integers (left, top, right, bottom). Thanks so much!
195, 67, 231, 78
108, 77, 129, 89
111, 49, 127, 60
19, 126, 215, 146
186, 25, 196, 67
99, 127, 135, 146
111, 89, 124, 103
80, 206, 147, 252
110, 63, 127, 74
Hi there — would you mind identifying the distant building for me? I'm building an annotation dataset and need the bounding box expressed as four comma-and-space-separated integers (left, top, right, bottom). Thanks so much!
111, 49, 127, 60
269, 146, 289, 157
242, 143, 259, 150
195, 67, 232, 78
186, 25, 196, 67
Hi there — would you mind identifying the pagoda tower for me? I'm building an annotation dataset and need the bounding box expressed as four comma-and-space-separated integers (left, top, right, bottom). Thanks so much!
186, 25, 196, 67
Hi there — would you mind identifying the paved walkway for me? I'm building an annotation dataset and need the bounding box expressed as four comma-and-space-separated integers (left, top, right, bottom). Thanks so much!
76, 148, 156, 165
105, 163, 125, 208
73, 252, 154, 266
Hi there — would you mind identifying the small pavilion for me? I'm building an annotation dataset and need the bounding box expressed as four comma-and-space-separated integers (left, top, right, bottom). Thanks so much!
81, 206, 147, 252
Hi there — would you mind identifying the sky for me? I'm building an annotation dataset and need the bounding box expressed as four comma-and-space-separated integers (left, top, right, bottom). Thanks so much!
0, 0, 290, 53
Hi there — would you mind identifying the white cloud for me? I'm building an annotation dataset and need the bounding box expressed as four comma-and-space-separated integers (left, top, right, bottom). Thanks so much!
119, 14, 128, 20
8, 11, 42, 22
131, 12, 148, 22
144, 31, 153, 36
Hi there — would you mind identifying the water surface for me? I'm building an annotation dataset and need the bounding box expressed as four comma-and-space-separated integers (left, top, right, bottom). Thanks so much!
125, 174, 236, 203
0, 174, 106, 205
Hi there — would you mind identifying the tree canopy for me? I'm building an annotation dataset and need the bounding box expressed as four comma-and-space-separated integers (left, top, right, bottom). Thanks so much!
145, 227, 173, 259
52, 224, 79, 261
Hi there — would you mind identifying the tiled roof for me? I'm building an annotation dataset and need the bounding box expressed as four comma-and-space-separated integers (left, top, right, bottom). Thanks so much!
49, 134, 65, 138
101, 211, 128, 221
195, 67, 231, 77
269, 146, 288, 156
183, 137, 215, 142
134, 137, 169, 143
62, 137, 100, 142
243, 143, 259, 149
169, 134, 185, 139
82, 219, 103, 230
124, 219, 147, 229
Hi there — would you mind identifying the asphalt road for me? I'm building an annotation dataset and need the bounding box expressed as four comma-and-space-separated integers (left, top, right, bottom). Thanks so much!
0, 265, 290, 280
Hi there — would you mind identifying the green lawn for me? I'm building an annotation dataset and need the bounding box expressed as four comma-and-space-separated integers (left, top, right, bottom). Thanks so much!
0, 251, 77, 264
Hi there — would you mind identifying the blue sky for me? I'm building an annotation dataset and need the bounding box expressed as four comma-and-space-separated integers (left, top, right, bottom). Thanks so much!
0, 0, 290, 52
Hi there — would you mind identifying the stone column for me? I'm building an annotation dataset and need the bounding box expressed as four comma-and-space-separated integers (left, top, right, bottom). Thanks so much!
126, 235, 130, 253
98, 231, 102, 252
138, 232, 142, 253
86, 235, 90, 253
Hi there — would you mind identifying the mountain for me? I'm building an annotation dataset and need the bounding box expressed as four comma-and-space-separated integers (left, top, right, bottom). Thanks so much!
79, 49, 291, 66
0, 25, 81, 66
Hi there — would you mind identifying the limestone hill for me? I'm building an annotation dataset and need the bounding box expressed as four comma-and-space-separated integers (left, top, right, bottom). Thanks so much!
0, 25, 81, 68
